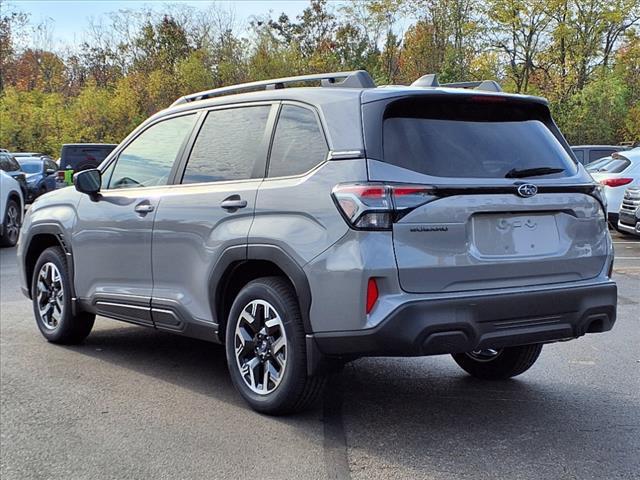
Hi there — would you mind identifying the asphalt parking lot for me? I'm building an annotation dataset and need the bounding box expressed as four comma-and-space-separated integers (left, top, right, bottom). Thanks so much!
1, 232, 638, 480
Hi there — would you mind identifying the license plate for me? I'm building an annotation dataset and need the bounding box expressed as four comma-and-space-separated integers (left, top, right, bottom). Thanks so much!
472, 213, 560, 256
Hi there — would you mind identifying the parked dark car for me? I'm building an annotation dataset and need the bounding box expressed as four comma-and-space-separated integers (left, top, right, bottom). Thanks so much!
16, 156, 59, 202
0, 153, 28, 198
59, 143, 117, 173
571, 145, 628, 165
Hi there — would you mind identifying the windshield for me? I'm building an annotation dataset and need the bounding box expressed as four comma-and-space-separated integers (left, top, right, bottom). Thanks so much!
382, 98, 576, 179
17, 160, 43, 173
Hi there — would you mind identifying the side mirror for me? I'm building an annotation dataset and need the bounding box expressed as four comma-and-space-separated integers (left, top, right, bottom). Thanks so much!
74, 169, 101, 195
45, 168, 57, 175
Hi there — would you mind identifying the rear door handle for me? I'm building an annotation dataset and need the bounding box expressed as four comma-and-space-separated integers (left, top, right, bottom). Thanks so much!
220, 196, 247, 210
134, 203, 155, 214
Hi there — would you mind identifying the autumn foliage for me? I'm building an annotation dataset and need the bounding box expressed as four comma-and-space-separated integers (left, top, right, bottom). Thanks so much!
1, 0, 638, 156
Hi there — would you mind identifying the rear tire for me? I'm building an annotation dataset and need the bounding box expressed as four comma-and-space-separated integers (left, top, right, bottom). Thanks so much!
452, 344, 543, 380
31, 247, 95, 344
225, 276, 326, 415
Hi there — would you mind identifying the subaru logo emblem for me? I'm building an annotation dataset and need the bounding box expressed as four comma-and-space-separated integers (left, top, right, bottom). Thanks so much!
517, 184, 538, 198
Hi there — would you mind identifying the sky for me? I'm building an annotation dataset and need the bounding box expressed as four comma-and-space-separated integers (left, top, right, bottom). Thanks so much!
9, 1, 321, 46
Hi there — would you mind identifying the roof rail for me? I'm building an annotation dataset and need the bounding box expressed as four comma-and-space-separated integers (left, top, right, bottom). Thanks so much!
172, 70, 376, 106
411, 74, 502, 92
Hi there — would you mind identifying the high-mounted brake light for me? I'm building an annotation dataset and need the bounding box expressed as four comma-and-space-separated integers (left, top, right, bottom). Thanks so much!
468, 95, 507, 103
599, 178, 633, 188
332, 183, 436, 230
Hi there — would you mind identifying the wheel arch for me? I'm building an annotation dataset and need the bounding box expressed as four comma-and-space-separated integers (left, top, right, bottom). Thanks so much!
22, 224, 75, 304
212, 244, 313, 341
4, 190, 22, 217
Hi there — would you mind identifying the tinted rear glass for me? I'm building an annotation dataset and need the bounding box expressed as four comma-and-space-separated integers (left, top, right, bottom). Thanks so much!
586, 157, 631, 174
589, 149, 615, 163
383, 98, 575, 178
60, 145, 117, 169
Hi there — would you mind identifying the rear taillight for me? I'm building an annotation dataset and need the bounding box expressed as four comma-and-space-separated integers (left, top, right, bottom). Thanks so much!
599, 178, 633, 187
332, 183, 436, 230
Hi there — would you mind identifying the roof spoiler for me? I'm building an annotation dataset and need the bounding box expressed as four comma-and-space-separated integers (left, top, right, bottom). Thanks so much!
411, 74, 502, 92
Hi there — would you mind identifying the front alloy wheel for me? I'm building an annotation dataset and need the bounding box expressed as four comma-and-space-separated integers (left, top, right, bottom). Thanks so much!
36, 262, 65, 330
32, 246, 95, 344
234, 299, 288, 395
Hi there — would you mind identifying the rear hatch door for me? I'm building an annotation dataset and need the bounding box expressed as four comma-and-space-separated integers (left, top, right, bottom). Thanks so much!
367, 94, 609, 293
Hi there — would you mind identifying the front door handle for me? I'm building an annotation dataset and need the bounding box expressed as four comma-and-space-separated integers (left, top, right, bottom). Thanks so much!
220, 195, 247, 211
134, 203, 155, 214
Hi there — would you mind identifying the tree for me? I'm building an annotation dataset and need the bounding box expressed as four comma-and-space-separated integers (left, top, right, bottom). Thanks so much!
487, 0, 554, 93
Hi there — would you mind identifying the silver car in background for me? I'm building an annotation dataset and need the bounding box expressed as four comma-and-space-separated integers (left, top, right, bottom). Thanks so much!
618, 187, 640, 236
587, 148, 640, 227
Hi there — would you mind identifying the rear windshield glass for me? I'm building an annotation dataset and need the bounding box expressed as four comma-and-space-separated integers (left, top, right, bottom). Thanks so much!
586, 157, 630, 174
17, 160, 42, 173
383, 98, 575, 178
61, 146, 116, 162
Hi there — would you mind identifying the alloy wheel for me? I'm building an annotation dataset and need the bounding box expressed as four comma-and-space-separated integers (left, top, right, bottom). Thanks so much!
234, 299, 287, 395
36, 262, 65, 330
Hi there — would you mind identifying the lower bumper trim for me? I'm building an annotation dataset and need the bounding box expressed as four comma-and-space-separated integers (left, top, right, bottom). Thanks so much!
313, 281, 617, 358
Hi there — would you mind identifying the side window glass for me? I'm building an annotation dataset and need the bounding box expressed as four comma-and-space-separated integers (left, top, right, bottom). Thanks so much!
108, 114, 197, 189
182, 106, 270, 184
268, 105, 328, 178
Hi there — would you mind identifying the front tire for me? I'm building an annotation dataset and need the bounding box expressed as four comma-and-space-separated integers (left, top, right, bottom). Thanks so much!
0, 199, 21, 247
452, 344, 543, 380
32, 247, 95, 344
225, 277, 325, 415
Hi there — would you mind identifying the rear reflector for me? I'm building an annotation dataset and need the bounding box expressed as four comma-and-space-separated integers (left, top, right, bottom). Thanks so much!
366, 278, 379, 314
599, 178, 633, 187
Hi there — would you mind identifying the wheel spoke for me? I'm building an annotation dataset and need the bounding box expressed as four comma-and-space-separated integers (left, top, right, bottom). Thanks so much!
235, 326, 255, 357
242, 357, 260, 390
271, 335, 285, 355
266, 360, 281, 388
261, 364, 270, 392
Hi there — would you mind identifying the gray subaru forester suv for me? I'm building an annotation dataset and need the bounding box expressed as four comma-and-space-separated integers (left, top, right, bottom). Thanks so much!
17, 71, 617, 414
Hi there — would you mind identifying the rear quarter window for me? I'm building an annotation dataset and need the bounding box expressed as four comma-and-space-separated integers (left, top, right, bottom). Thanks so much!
267, 105, 328, 178
382, 97, 576, 179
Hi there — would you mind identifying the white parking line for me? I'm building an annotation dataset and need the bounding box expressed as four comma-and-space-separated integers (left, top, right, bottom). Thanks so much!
614, 256, 640, 260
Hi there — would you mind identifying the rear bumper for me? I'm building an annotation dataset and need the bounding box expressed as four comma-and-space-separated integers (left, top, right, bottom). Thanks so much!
312, 281, 617, 358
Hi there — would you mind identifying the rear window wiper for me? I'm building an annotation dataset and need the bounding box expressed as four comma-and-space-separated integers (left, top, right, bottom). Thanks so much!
505, 167, 565, 178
